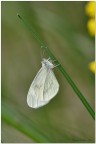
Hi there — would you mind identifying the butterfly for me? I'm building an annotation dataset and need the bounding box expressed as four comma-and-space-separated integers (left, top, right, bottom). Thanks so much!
27, 58, 59, 108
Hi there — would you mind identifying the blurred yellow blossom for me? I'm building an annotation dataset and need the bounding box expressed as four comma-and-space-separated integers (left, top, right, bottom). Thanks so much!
87, 18, 95, 36
89, 61, 95, 73
85, 1, 95, 17
85, 2, 95, 73
85, 1, 95, 36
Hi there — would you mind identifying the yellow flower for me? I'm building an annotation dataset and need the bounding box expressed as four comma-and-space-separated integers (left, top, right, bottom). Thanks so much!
85, 1, 95, 17
89, 61, 95, 73
87, 18, 95, 36
85, 2, 95, 73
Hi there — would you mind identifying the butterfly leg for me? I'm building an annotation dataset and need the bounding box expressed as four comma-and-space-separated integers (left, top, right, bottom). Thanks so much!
53, 64, 60, 68
48, 58, 57, 63
47, 57, 51, 60
52, 60, 57, 62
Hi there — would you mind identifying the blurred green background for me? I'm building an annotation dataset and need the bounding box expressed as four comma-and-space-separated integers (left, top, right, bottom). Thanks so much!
1, 1, 95, 143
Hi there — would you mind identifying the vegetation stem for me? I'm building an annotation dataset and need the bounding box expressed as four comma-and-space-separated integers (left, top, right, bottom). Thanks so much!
18, 14, 95, 120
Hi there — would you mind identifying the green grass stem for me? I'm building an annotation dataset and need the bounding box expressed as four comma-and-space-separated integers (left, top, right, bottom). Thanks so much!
17, 14, 95, 120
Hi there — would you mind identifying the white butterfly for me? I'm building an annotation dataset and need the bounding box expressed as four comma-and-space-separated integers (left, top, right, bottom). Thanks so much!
27, 58, 59, 108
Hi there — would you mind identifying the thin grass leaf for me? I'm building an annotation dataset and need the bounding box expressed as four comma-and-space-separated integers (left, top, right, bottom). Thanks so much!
2, 102, 52, 142
17, 14, 95, 120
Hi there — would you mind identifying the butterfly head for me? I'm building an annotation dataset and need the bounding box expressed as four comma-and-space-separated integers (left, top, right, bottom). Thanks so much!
42, 58, 54, 69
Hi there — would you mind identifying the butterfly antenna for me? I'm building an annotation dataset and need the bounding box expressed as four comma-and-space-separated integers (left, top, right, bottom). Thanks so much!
40, 46, 46, 59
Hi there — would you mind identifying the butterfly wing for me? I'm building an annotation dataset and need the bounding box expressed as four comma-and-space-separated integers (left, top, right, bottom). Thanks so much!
43, 70, 59, 101
27, 67, 50, 108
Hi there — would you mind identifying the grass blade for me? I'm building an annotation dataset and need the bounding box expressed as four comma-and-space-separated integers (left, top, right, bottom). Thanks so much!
17, 14, 95, 120
2, 102, 51, 142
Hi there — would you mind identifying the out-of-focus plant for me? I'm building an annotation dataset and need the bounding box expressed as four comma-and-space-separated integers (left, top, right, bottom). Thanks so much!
89, 61, 95, 73
85, 1, 95, 73
85, 1, 95, 36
